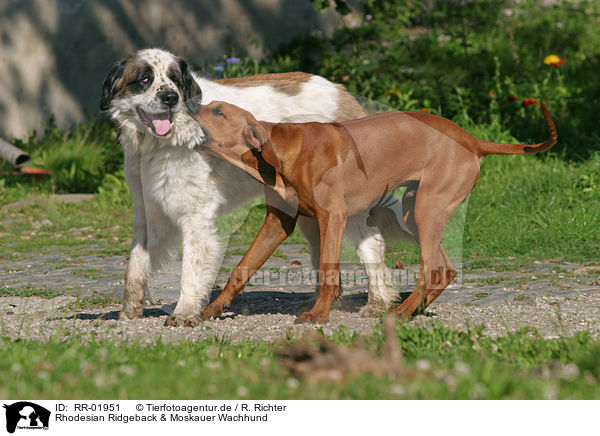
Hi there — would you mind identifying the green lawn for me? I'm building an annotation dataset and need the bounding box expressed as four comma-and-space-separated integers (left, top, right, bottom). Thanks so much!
0, 324, 598, 399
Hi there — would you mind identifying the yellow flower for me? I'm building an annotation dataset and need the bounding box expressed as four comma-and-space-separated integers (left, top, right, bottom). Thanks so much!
543, 54, 563, 67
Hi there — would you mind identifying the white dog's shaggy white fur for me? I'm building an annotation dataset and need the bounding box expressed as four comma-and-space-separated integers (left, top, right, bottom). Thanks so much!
101, 48, 405, 325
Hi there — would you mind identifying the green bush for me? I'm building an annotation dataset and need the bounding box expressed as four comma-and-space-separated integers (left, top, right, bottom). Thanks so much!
97, 170, 133, 208
12, 117, 120, 193
253, 0, 600, 158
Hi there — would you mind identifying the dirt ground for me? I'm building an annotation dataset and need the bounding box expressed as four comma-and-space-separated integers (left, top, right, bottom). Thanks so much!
2, 242, 600, 343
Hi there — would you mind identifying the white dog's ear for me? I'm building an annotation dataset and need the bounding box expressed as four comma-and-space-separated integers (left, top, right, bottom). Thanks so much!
178, 58, 202, 114
100, 58, 127, 111
244, 124, 281, 170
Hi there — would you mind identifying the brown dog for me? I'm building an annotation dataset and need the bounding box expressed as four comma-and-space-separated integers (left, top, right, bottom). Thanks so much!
194, 101, 557, 323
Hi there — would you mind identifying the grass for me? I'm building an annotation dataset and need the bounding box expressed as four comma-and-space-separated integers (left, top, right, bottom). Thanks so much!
0, 286, 120, 311
0, 285, 64, 299
71, 268, 115, 280
1, 280, 598, 400
463, 153, 600, 262
0, 324, 598, 399
1, 0, 599, 267
0, 194, 132, 262
63, 295, 122, 311
464, 276, 508, 285
470, 293, 491, 302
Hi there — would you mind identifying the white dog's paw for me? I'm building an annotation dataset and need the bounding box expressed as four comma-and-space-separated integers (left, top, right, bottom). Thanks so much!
359, 301, 388, 318
164, 314, 201, 327
119, 305, 144, 320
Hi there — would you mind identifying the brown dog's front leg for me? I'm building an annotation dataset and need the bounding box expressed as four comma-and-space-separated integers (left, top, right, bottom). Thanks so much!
296, 210, 347, 324
201, 205, 297, 321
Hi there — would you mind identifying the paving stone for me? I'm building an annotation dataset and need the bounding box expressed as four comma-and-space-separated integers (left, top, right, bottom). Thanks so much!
1, 244, 599, 342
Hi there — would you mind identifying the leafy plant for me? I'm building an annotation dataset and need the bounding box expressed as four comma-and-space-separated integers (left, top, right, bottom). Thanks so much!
311, 0, 352, 15
15, 117, 120, 193
97, 170, 132, 208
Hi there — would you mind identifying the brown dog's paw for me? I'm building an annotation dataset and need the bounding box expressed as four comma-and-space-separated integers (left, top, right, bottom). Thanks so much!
200, 302, 226, 321
391, 306, 415, 321
164, 314, 201, 327
297, 292, 343, 314
295, 296, 317, 314
295, 311, 329, 324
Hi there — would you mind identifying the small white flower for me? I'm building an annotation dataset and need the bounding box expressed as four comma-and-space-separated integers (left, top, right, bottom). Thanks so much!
390, 384, 405, 396
118, 365, 135, 376
454, 361, 471, 376
286, 378, 300, 389
416, 359, 431, 371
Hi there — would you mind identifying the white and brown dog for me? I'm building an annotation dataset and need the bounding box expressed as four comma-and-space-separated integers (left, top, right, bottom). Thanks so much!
101, 48, 409, 326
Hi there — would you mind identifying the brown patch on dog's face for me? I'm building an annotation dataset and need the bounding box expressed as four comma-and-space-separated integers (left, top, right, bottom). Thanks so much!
167, 63, 183, 89
114, 56, 155, 100
214, 72, 311, 96
100, 54, 154, 111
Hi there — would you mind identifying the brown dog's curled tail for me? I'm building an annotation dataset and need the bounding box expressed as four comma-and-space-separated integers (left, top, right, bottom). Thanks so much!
477, 103, 557, 156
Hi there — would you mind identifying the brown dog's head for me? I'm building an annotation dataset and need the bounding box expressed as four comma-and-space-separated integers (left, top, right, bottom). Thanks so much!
194, 101, 281, 170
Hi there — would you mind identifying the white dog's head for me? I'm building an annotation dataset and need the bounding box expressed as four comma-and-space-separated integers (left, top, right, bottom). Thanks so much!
100, 48, 202, 145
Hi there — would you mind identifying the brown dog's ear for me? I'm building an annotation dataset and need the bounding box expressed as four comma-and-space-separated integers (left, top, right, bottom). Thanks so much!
243, 124, 266, 151
243, 124, 282, 170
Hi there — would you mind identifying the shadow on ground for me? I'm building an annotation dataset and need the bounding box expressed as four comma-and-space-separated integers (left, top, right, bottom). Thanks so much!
62, 289, 398, 321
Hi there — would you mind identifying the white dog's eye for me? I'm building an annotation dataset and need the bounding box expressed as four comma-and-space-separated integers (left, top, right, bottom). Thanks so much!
141, 76, 150, 83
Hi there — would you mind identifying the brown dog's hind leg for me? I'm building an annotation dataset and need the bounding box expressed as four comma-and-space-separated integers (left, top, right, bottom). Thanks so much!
392, 175, 471, 319
296, 210, 347, 324
200, 206, 297, 322
393, 240, 456, 319
401, 182, 419, 240
423, 244, 456, 307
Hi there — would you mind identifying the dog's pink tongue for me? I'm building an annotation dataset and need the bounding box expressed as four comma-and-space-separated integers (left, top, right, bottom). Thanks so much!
152, 119, 171, 135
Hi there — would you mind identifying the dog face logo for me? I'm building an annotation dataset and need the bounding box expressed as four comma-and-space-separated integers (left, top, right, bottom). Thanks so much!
3, 402, 50, 434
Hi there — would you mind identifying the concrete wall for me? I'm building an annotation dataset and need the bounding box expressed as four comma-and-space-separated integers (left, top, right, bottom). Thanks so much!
0, 0, 343, 139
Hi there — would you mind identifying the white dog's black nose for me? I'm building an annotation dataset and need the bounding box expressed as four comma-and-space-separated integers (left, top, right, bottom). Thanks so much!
159, 90, 179, 107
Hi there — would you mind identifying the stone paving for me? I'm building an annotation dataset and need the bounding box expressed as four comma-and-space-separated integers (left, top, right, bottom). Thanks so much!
3, 206, 600, 344
2, 241, 600, 317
